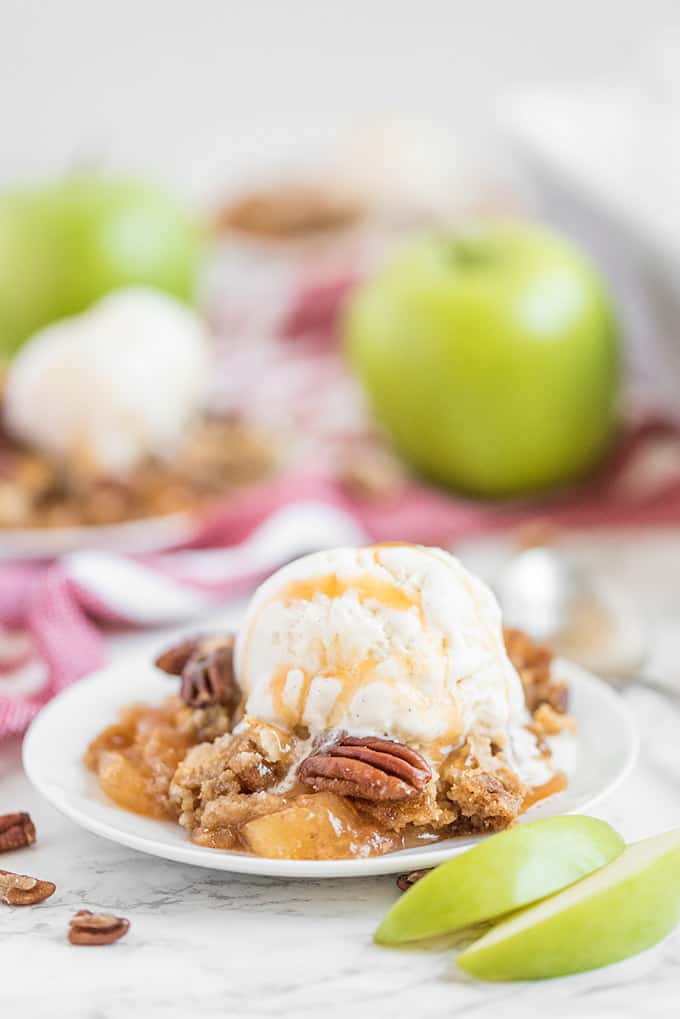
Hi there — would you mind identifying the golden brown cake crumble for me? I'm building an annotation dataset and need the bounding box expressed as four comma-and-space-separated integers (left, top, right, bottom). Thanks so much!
0, 414, 274, 529
504, 627, 570, 716
85, 629, 574, 861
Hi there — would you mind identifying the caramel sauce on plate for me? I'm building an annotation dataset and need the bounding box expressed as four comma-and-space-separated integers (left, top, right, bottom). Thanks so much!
522, 771, 568, 810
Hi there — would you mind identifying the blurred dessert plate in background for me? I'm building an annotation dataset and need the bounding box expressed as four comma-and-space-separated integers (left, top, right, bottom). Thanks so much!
0, 287, 276, 557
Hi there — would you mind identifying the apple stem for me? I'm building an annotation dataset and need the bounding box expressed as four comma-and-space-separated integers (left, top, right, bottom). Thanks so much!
449, 238, 489, 268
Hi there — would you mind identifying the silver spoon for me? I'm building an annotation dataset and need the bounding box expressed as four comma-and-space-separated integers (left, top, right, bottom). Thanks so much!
495, 545, 680, 702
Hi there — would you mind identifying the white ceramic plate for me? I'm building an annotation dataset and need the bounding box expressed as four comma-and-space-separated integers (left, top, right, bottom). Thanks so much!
0, 512, 198, 561
23, 657, 638, 879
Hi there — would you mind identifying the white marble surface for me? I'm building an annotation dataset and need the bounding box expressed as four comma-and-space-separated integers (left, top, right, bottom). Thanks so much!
2, 534, 680, 1018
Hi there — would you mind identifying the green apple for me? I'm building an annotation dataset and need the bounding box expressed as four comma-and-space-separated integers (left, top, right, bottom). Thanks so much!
457, 827, 680, 981
0, 175, 203, 357
375, 816, 623, 945
345, 224, 620, 497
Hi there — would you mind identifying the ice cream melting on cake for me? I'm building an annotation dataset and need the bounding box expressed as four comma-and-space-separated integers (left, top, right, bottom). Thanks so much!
235, 544, 553, 786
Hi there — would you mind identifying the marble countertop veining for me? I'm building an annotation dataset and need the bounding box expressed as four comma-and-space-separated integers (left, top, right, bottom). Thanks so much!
3, 534, 680, 1019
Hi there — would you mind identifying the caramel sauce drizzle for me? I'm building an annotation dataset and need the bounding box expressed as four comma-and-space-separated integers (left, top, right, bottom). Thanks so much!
279, 571, 422, 619
369, 541, 414, 550
270, 653, 396, 731
270, 665, 315, 730
261, 553, 434, 732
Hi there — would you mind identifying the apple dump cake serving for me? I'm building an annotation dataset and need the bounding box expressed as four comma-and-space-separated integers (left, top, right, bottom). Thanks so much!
86, 544, 575, 860
0, 288, 274, 529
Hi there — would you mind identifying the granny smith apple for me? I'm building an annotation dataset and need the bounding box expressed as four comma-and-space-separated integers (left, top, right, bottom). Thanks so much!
375, 816, 623, 945
0, 176, 203, 357
457, 827, 680, 981
345, 224, 620, 497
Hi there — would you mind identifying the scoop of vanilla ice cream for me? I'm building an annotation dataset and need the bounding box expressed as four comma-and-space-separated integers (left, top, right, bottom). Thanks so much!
4, 287, 210, 475
236, 545, 540, 770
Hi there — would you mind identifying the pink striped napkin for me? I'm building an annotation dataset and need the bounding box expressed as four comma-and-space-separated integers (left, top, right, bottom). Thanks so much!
2, 415, 680, 739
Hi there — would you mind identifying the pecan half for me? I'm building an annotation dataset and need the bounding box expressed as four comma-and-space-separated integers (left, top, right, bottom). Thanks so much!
396, 868, 430, 892
180, 642, 239, 711
0, 869, 55, 905
155, 635, 211, 675
0, 812, 36, 853
68, 910, 130, 946
299, 735, 432, 801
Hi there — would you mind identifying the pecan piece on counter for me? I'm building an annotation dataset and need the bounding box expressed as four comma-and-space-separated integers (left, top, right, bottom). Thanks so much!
0, 869, 55, 905
180, 641, 239, 712
0, 812, 36, 853
68, 910, 130, 946
396, 869, 431, 892
299, 735, 432, 801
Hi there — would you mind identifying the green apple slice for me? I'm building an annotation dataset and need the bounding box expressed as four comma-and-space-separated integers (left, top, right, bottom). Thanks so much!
375, 816, 623, 945
457, 828, 680, 981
